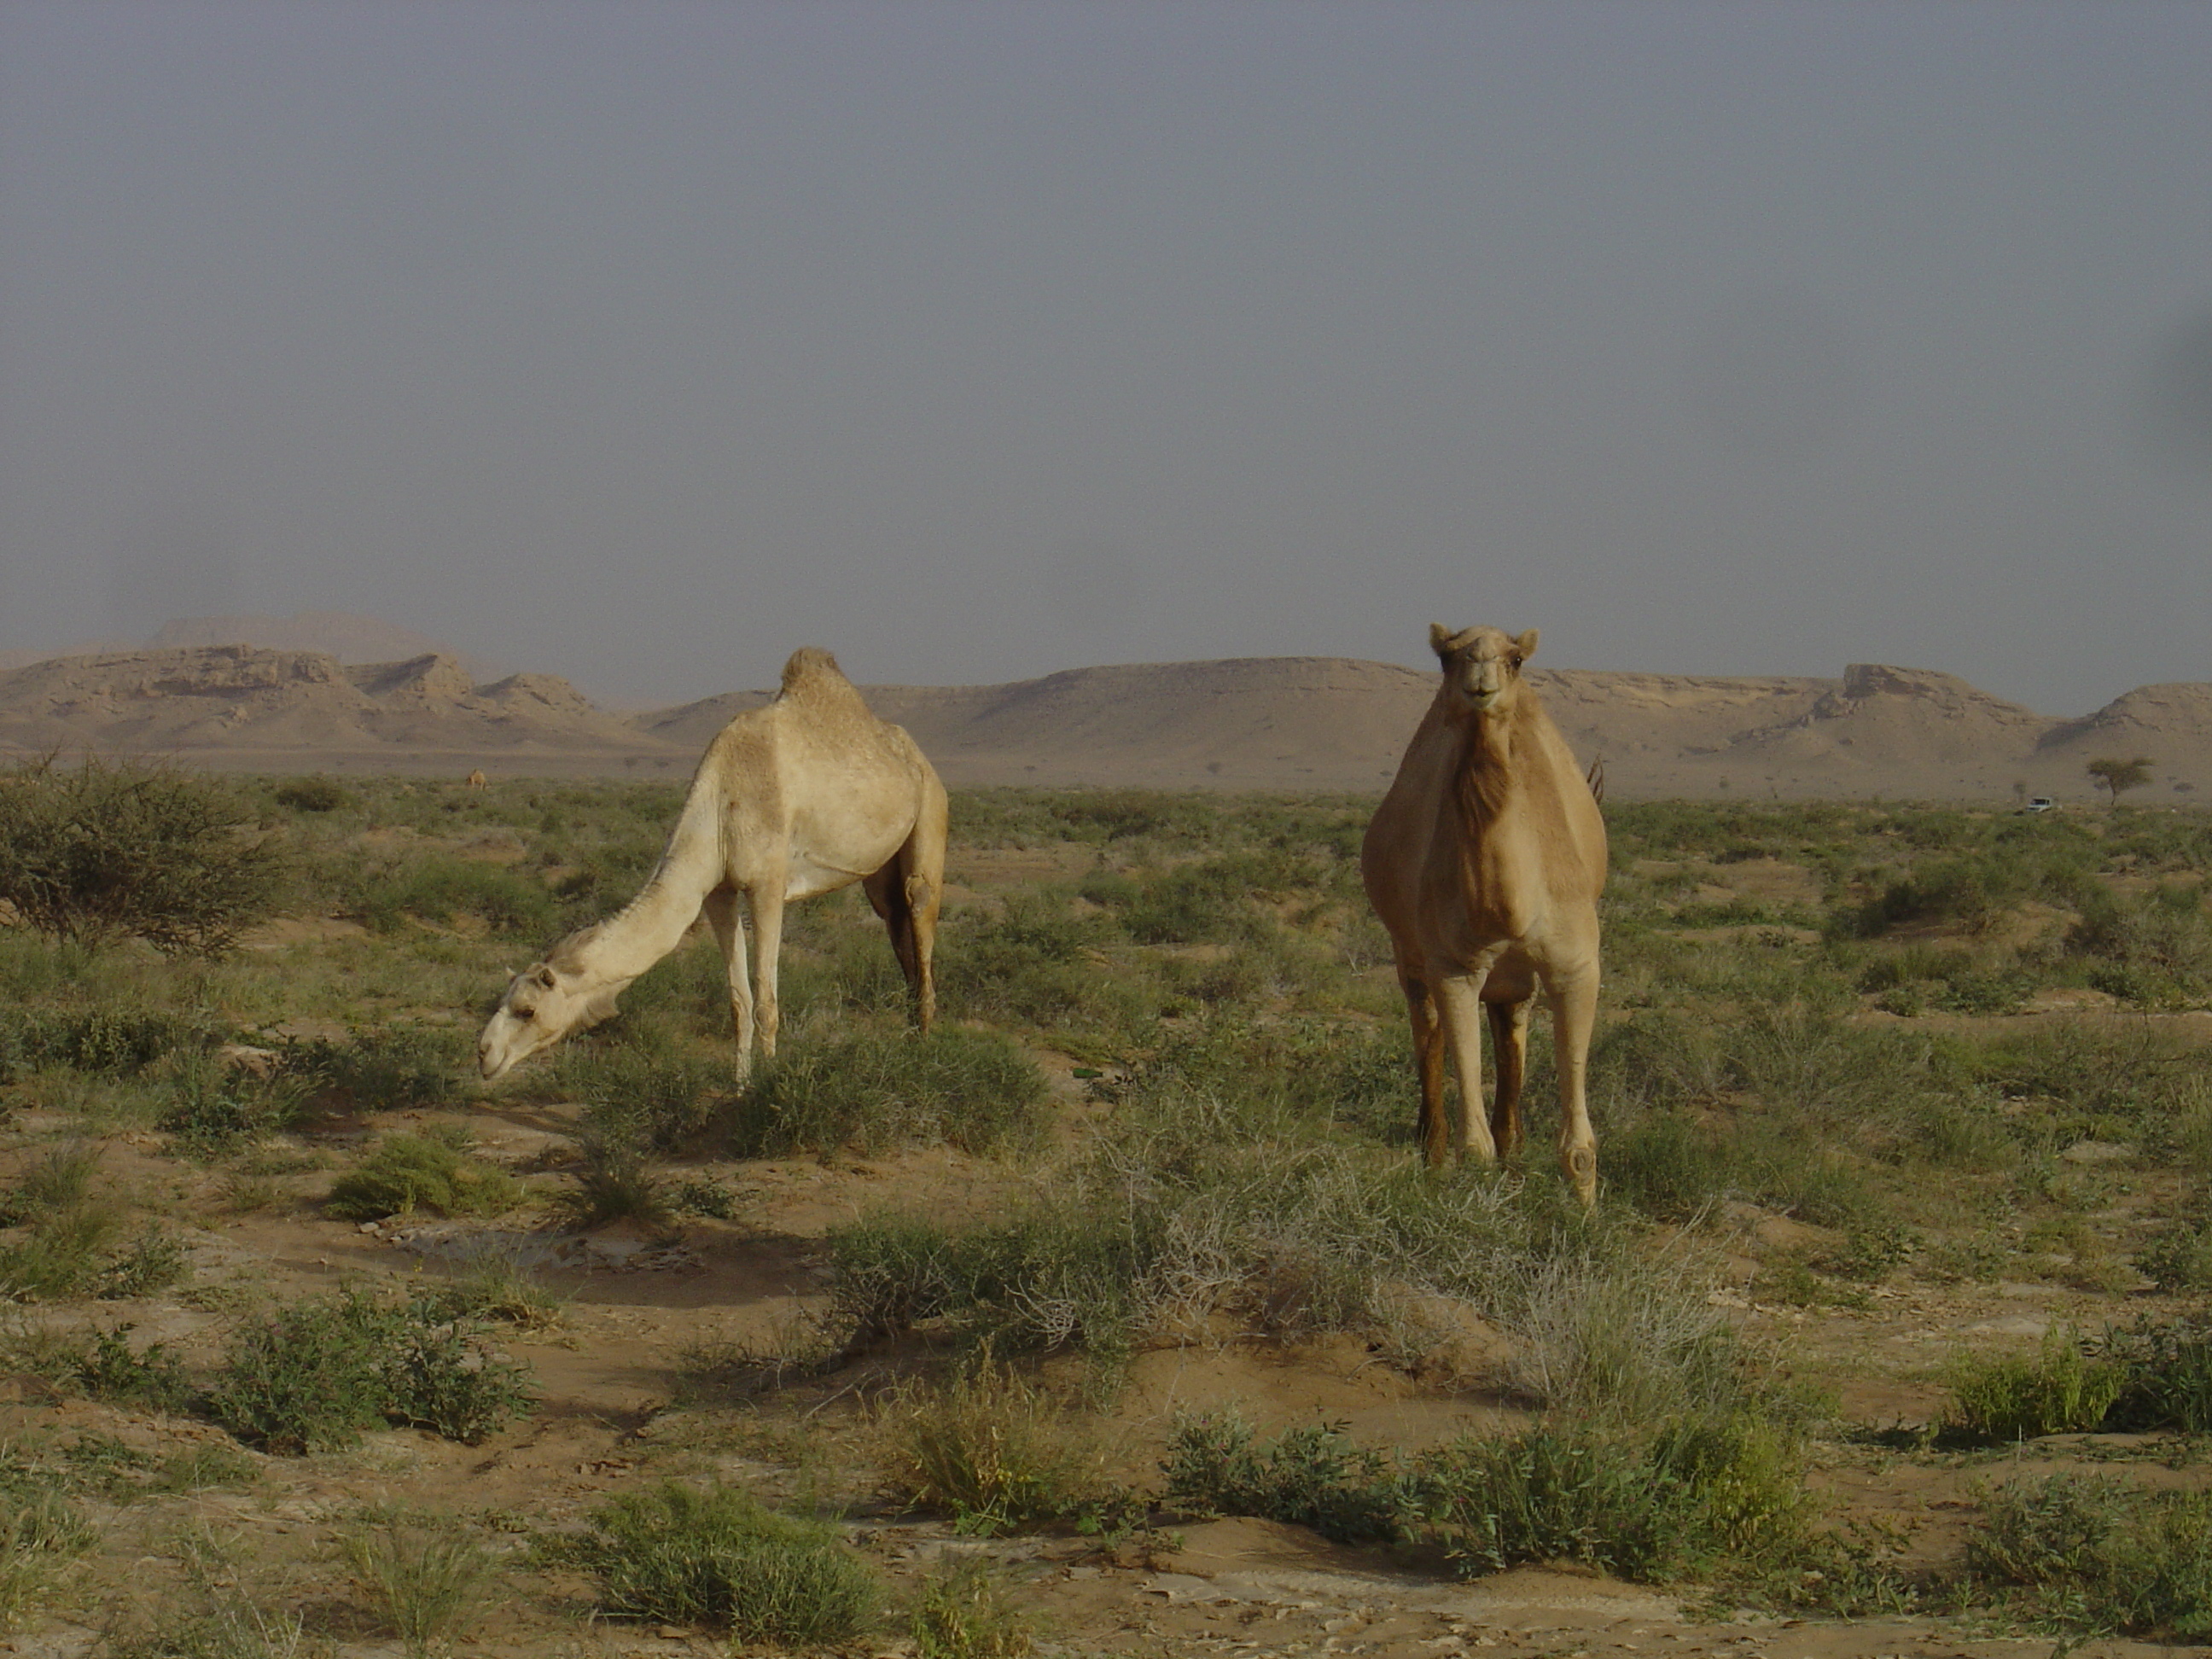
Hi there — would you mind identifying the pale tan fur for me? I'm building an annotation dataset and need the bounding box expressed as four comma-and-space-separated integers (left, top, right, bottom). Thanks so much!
1360, 625, 1609, 1204
478, 647, 947, 1082
465, 769, 486, 791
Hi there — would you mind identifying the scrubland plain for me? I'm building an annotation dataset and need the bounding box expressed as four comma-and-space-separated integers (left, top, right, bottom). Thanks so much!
3, 766, 2212, 1656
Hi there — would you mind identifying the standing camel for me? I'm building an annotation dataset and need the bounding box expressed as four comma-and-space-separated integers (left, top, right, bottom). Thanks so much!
1361, 625, 1608, 1204
478, 648, 946, 1082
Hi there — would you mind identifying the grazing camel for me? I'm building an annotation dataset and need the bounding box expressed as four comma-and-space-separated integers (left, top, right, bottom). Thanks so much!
1361, 625, 1608, 1205
465, 769, 487, 791
478, 648, 946, 1082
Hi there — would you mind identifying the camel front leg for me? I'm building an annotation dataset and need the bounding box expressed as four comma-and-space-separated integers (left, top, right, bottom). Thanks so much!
702, 888, 756, 1082
751, 886, 788, 1062
1435, 974, 1495, 1166
1400, 976, 1449, 1167
1547, 966, 1600, 1206
1486, 997, 1531, 1160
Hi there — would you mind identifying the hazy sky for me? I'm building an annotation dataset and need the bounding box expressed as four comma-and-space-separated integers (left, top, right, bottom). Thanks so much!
3, 2, 2209, 711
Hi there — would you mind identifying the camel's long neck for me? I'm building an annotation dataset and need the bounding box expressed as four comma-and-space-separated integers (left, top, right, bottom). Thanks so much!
559, 767, 725, 986
1451, 703, 1526, 830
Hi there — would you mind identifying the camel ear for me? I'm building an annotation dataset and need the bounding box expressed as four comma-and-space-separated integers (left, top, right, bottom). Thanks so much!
1515, 629, 1540, 662
1429, 623, 1458, 660
532, 963, 557, 989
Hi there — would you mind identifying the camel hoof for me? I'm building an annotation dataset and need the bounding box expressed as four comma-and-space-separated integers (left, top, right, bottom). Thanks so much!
1564, 1145, 1598, 1207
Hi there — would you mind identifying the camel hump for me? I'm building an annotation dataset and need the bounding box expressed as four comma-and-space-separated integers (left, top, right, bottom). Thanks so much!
780, 647, 847, 693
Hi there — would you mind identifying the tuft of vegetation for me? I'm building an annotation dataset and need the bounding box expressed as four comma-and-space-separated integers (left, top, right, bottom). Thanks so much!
911, 1557, 1037, 1659
1944, 1328, 2124, 1442
0, 1486, 96, 1630
341, 1509, 498, 1659
0, 754, 286, 955
325, 1133, 522, 1221
728, 1027, 1051, 1159
572, 1481, 880, 1643
271, 777, 350, 813
1971, 1472, 2212, 1638
206, 1289, 534, 1453
877, 1358, 1115, 1535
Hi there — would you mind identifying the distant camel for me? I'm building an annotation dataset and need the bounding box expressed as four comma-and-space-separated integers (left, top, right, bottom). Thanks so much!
465, 769, 486, 791
1361, 625, 1609, 1204
478, 648, 946, 1082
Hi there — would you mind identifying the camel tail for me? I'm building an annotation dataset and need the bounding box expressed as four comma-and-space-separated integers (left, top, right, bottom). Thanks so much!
1586, 755, 1605, 806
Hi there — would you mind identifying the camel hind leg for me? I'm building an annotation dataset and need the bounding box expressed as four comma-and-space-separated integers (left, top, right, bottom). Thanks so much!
901, 771, 946, 1033
1486, 996, 1531, 1160
702, 887, 757, 1081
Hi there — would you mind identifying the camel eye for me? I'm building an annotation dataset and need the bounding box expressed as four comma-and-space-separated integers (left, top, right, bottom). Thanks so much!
515, 1006, 534, 1022
1510, 655, 1523, 670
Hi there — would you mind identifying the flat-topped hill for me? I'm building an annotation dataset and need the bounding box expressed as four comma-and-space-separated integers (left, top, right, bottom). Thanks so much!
2, 639, 2206, 801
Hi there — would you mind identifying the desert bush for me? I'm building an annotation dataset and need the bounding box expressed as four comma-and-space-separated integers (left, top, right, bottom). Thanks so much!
207, 1289, 533, 1452
341, 1510, 497, 1659
158, 1055, 309, 1158
0, 1004, 223, 1081
574, 1481, 879, 1643
414, 1248, 566, 1331
325, 1134, 522, 1221
1943, 1328, 2123, 1441
911, 1557, 1035, 1659
351, 856, 559, 938
0, 754, 285, 954
2102, 1314, 2212, 1433
65, 1325, 195, 1412
1162, 1406, 1813, 1585
562, 1123, 672, 1231
877, 1358, 1114, 1534
1971, 1473, 2212, 1638
271, 777, 350, 813
553, 1044, 725, 1150
1162, 1411, 1400, 1544
276, 1027, 461, 1111
729, 1027, 1050, 1159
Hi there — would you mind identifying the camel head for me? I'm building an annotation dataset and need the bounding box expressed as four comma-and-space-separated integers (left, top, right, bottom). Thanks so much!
478, 958, 626, 1080
1429, 624, 1540, 717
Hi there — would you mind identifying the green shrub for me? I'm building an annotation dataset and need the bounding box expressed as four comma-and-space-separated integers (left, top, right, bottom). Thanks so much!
554, 1045, 724, 1150
1414, 1421, 1693, 1579
0, 755, 286, 955
0, 1004, 223, 1081
207, 1290, 533, 1453
911, 1557, 1036, 1659
67, 1325, 195, 1412
1944, 1328, 2123, 1441
729, 1027, 1049, 1159
878, 1359, 1112, 1534
277, 1028, 461, 1111
1972, 1473, 2212, 1638
272, 777, 350, 813
575, 1482, 879, 1643
158, 1055, 308, 1158
326, 1134, 522, 1221
1162, 1412, 1399, 1544
352, 857, 558, 938
2104, 1315, 2212, 1433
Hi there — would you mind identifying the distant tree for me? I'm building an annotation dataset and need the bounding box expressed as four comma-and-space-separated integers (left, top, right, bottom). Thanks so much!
2085, 755, 2154, 806
0, 754, 286, 953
